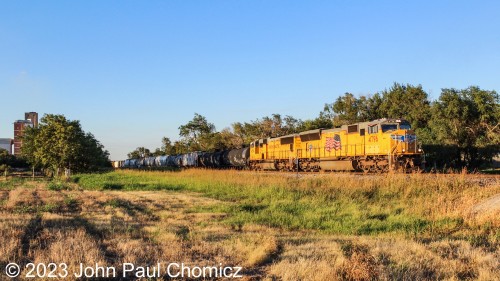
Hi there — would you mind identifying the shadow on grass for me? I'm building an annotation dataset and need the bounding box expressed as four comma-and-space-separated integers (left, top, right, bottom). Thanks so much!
102, 183, 124, 190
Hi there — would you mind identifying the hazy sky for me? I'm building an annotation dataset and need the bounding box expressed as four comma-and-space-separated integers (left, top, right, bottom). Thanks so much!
1, 1, 499, 160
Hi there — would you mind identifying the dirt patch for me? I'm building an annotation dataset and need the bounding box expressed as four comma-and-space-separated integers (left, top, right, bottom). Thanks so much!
471, 193, 500, 223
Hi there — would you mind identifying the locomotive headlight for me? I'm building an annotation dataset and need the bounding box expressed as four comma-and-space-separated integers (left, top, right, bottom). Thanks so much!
402, 149, 405, 153
418, 148, 422, 152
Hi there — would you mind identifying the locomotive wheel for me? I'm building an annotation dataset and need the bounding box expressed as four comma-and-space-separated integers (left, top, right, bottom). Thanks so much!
377, 164, 389, 173
362, 165, 370, 173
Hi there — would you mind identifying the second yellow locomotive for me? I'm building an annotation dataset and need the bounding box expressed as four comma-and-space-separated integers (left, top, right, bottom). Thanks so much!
249, 118, 423, 172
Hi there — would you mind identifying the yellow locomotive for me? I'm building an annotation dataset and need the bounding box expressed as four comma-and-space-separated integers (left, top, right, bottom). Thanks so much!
249, 118, 423, 172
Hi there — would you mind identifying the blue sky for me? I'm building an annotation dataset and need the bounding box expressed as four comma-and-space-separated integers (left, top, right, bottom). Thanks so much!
1, 1, 499, 160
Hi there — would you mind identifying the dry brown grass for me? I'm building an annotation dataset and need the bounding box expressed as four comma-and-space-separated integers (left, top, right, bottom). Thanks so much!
0, 172, 499, 280
0, 213, 30, 265
30, 225, 107, 276
268, 235, 500, 281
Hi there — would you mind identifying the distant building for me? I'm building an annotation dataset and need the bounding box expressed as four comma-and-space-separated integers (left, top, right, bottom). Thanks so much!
25, 112, 38, 128
13, 120, 33, 155
0, 138, 13, 154
13, 112, 38, 156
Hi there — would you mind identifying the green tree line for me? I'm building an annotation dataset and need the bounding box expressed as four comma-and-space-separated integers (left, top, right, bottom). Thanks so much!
131, 83, 499, 170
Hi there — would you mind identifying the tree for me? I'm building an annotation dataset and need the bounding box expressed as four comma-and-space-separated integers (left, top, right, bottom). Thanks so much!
358, 93, 383, 121
0, 148, 15, 175
217, 128, 242, 149
148, 137, 179, 156
127, 147, 152, 159
21, 114, 110, 176
323, 92, 382, 127
231, 121, 261, 142
173, 140, 189, 154
178, 113, 216, 151
330, 93, 362, 126
298, 114, 334, 131
161, 137, 176, 155
379, 83, 431, 129
78, 132, 111, 171
230, 122, 249, 145
427, 86, 499, 168
152, 148, 165, 156
0, 148, 15, 166
239, 114, 305, 140
323, 83, 430, 129
260, 114, 284, 137
282, 115, 303, 135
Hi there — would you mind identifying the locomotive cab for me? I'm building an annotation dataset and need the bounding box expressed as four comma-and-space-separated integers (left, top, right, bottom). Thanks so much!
381, 120, 419, 155
380, 119, 423, 171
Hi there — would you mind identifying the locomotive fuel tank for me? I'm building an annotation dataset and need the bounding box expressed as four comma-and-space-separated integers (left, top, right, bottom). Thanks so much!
318, 160, 358, 171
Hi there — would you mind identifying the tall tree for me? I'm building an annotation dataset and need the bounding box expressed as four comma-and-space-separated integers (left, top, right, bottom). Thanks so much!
379, 83, 431, 129
78, 132, 111, 171
178, 113, 216, 151
323, 92, 382, 127
331, 93, 361, 126
358, 93, 383, 121
22, 114, 110, 176
428, 86, 499, 167
218, 128, 244, 149
282, 115, 303, 135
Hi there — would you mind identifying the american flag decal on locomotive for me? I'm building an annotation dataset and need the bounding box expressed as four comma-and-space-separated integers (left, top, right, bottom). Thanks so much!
325, 134, 341, 152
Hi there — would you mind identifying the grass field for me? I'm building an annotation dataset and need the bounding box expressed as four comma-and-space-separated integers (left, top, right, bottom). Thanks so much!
0, 170, 499, 280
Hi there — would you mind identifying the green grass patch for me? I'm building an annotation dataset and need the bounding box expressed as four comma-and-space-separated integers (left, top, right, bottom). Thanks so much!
13, 202, 62, 214
0, 177, 31, 189
72, 170, 496, 239
47, 181, 71, 191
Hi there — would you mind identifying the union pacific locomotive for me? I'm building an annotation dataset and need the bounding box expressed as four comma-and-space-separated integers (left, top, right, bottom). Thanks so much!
115, 118, 423, 172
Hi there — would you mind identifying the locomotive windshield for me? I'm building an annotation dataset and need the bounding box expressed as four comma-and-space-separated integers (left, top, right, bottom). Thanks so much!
381, 124, 398, 132
381, 121, 411, 132
399, 122, 411, 130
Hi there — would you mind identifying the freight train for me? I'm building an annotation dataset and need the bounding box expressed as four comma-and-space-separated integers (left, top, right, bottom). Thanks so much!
114, 118, 424, 172
116, 148, 250, 170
